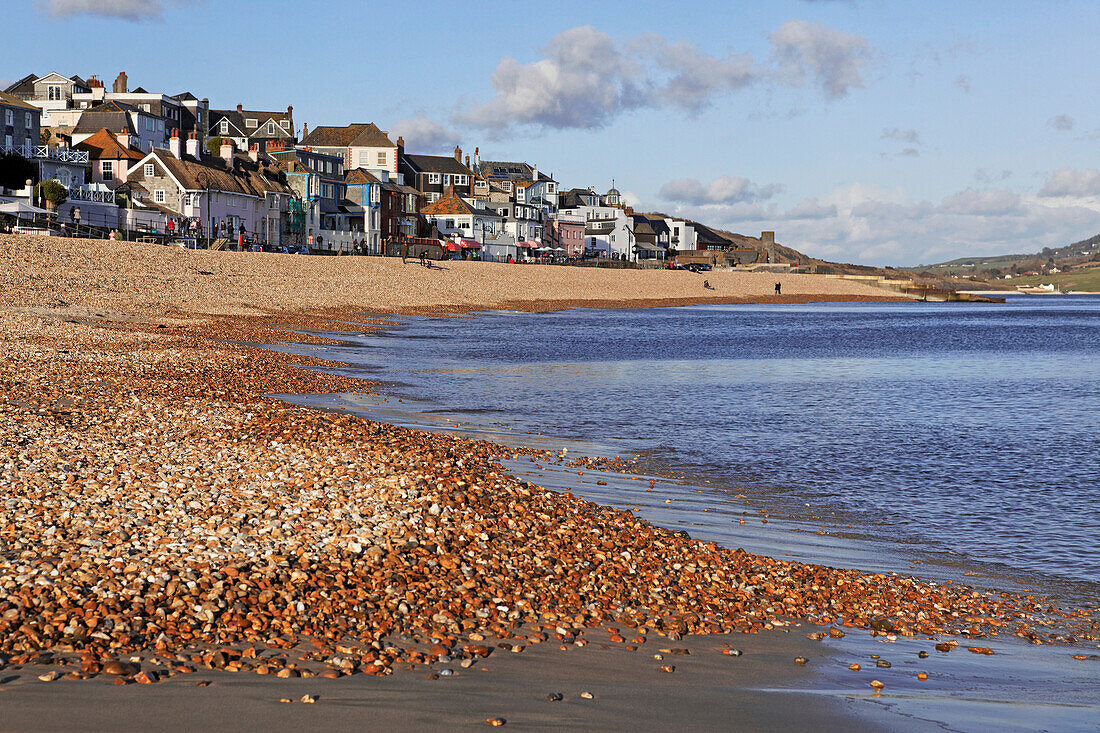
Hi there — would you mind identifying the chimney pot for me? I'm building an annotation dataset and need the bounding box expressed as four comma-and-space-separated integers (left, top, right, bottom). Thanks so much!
454, 145, 462, 162
236, 103, 243, 113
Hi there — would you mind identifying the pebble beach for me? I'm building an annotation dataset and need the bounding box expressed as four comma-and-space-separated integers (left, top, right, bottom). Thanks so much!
1, 235, 1096, 731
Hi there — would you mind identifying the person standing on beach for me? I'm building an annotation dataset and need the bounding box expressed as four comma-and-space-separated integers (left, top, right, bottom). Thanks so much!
775, 281, 781, 295
400, 239, 409, 263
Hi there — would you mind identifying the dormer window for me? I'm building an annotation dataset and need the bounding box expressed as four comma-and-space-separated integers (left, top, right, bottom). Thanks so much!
280, 120, 290, 130
267, 122, 275, 135
246, 118, 258, 128
144, 163, 154, 177
48, 85, 62, 101
219, 119, 228, 134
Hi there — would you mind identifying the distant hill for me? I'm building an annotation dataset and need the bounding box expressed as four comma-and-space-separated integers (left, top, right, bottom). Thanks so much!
906, 232, 1100, 276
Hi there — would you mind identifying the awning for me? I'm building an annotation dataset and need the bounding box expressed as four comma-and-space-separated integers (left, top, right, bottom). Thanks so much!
635, 242, 663, 251
516, 240, 537, 248
460, 239, 481, 249
445, 242, 459, 251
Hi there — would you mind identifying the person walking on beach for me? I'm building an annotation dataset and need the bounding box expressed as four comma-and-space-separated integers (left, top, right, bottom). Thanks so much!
400, 239, 409, 263
774, 281, 781, 295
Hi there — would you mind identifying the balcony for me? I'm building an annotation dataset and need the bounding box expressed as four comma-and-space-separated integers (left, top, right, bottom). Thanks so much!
33, 146, 89, 163
67, 183, 115, 205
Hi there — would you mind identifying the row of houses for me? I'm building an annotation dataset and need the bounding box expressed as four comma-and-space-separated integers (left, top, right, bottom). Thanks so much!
1, 70, 776, 263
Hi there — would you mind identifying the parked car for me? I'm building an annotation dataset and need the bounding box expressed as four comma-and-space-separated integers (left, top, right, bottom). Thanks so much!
278, 244, 310, 255
685, 263, 712, 272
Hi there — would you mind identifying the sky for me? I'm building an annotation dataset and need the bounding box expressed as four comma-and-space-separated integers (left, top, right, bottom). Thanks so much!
5, 0, 1100, 266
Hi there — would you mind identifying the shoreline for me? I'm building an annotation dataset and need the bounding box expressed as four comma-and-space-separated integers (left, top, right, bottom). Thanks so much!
2, 236, 1096, 730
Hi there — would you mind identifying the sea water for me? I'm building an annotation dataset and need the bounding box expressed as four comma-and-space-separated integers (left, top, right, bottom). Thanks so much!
288, 297, 1100, 592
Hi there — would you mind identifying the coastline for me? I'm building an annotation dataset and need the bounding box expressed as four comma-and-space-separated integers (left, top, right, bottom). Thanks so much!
2, 236, 1095, 731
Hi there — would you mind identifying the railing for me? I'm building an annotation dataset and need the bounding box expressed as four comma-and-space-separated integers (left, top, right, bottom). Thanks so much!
67, 184, 115, 204
33, 146, 89, 163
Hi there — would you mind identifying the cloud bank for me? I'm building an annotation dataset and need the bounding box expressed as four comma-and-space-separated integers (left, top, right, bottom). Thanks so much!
40, 0, 197, 21
390, 116, 462, 156
657, 169, 1100, 266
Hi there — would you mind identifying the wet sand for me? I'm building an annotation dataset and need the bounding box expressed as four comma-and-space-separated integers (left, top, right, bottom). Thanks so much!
1, 236, 1095, 731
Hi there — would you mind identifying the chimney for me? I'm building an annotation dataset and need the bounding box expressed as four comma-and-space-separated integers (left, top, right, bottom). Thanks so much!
236, 103, 243, 114
185, 131, 199, 159
454, 145, 462, 162
117, 127, 132, 150
220, 139, 234, 166
465, 154, 470, 167
474, 147, 480, 167
113, 71, 127, 94
248, 144, 259, 163
88, 75, 100, 87
302, 123, 308, 139
532, 163, 537, 179
168, 129, 181, 158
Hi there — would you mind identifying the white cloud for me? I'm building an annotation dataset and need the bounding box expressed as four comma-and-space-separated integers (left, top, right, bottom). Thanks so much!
41, 0, 164, 20
390, 116, 462, 155
458, 26, 647, 136
1048, 114, 1075, 131
770, 19, 872, 99
1039, 167, 1100, 198
658, 175, 783, 205
459, 22, 873, 135
644, 36, 757, 111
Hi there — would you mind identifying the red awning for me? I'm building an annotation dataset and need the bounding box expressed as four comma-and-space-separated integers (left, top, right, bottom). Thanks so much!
445, 242, 459, 251
460, 239, 481, 249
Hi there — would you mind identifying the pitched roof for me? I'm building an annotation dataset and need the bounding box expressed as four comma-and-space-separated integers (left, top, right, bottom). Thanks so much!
3, 75, 38, 99
73, 128, 145, 161
403, 154, 473, 176
345, 167, 381, 184
211, 107, 293, 139
301, 123, 394, 149
477, 160, 536, 181
0, 90, 39, 112
72, 106, 137, 136
132, 148, 294, 200
421, 194, 479, 216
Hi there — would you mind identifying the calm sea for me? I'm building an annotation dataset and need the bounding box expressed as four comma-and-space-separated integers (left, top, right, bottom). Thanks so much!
288, 297, 1100, 593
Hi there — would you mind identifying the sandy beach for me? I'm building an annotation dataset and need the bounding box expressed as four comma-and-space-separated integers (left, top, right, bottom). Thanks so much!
1, 235, 1094, 731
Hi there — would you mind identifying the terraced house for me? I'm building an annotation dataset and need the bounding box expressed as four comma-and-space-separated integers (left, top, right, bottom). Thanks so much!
210, 103, 295, 153
398, 142, 476, 203
126, 132, 296, 245
299, 122, 397, 179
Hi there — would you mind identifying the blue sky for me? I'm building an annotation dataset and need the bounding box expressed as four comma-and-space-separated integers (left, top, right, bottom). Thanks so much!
6, 0, 1100, 265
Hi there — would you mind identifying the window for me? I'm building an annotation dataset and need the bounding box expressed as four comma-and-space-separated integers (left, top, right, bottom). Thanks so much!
4, 134, 11, 149
59, 170, 70, 186
280, 120, 290, 130
427, 172, 440, 185
156, 120, 163, 132
219, 119, 229, 134
101, 161, 113, 181
246, 118, 258, 128
140, 104, 151, 112
267, 122, 275, 135
445, 219, 454, 229
154, 189, 165, 203
426, 192, 440, 203
25, 112, 32, 128
4, 110, 11, 125
454, 174, 467, 186
144, 163, 154, 177
358, 151, 370, 165
48, 85, 62, 101
442, 174, 451, 186
376, 151, 386, 166
144, 117, 154, 131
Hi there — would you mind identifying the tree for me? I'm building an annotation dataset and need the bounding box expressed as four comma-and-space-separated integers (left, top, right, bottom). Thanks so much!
34, 180, 68, 210
0, 152, 37, 191
40, 128, 51, 146
205, 136, 223, 156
